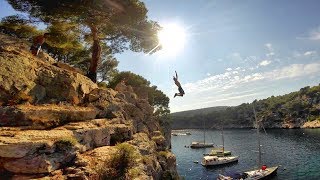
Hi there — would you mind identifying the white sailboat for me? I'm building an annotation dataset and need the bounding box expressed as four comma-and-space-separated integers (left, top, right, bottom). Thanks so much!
218, 103, 278, 179
206, 128, 232, 157
202, 127, 239, 166
190, 119, 214, 148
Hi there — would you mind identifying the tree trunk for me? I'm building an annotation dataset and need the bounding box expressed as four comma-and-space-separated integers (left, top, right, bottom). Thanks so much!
87, 24, 101, 82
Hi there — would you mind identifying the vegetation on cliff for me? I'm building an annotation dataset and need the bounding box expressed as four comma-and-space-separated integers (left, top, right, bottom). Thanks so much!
0, 31, 176, 179
5, 0, 161, 82
171, 84, 320, 129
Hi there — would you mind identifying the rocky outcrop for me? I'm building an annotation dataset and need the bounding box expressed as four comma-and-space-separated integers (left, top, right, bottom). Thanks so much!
0, 34, 178, 179
0, 33, 97, 105
302, 120, 320, 128
0, 104, 98, 129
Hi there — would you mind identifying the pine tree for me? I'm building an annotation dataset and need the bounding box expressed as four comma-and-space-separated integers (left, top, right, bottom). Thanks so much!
7, 0, 161, 82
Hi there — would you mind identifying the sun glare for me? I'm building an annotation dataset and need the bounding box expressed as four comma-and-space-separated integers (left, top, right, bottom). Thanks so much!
158, 23, 186, 55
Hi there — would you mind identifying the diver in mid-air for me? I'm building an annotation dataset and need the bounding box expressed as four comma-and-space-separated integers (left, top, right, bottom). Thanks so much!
173, 71, 185, 98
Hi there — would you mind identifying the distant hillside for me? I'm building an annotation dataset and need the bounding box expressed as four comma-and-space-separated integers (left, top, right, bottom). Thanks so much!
170, 84, 320, 129
171, 106, 228, 117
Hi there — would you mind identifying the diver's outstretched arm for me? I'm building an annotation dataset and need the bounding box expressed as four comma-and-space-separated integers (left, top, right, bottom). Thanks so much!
175, 71, 178, 79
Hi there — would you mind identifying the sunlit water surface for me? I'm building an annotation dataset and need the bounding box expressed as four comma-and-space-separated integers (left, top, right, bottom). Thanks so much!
171, 129, 320, 180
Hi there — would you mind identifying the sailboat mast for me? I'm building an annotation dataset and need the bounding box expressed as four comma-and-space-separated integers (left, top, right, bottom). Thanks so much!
253, 103, 261, 168
222, 127, 224, 156
203, 119, 206, 144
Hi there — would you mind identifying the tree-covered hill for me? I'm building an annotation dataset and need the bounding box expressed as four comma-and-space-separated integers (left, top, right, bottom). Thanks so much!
170, 84, 320, 129
171, 106, 228, 117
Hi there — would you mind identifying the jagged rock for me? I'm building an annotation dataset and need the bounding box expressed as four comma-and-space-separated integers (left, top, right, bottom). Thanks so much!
136, 99, 154, 116
145, 117, 161, 133
143, 155, 162, 179
128, 133, 156, 155
53, 62, 84, 75
85, 88, 124, 119
0, 33, 97, 105
72, 146, 117, 179
4, 152, 76, 174
0, 104, 98, 129
302, 120, 320, 128
0, 119, 132, 174
157, 151, 179, 180
86, 88, 116, 103
151, 135, 166, 151
133, 87, 149, 100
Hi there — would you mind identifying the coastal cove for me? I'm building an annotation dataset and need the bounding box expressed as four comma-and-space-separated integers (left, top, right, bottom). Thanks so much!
171, 129, 320, 179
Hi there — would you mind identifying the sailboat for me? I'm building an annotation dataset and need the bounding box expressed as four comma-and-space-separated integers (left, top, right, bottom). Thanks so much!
217, 103, 278, 179
190, 119, 214, 148
201, 127, 239, 166
206, 128, 232, 157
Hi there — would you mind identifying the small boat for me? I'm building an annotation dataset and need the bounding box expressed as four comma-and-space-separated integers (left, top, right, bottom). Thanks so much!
217, 166, 278, 180
244, 166, 279, 179
171, 132, 190, 136
190, 141, 214, 148
202, 127, 238, 166
206, 129, 232, 157
190, 120, 214, 148
185, 132, 191, 135
208, 149, 232, 157
201, 155, 239, 166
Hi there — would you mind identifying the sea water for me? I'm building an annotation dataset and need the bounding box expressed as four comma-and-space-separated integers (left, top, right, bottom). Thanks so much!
171, 129, 320, 180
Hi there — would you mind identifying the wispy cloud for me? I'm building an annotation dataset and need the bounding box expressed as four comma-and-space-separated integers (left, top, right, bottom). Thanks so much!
298, 26, 320, 40
259, 60, 272, 66
309, 27, 320, 40
304, 51, 316, 56
181, 62, 320, 95
265, 63, 320, 80
265, 43, 275, 57
265, 43, 273, 52
228, 52, 242, 61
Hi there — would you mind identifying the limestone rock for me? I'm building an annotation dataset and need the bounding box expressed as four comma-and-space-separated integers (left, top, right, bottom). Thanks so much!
128, 133, 156, 155
53, 62, 84, 75
0, 104, 98, 129
0, 33, 97, 105
0, 119, 132, 174
157, 151, 179, 180
151, 135, 166, 151
302, 120, 320, 128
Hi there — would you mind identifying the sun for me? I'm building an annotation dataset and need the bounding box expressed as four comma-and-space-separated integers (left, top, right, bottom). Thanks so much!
158, 23, 187, 55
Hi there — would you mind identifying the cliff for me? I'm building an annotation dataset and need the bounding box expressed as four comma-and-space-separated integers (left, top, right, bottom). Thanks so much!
0, 33, 178, 179
171, 86, 320, 129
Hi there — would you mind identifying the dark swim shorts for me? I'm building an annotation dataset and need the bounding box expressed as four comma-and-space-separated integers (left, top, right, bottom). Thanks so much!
178, 86, 185, 95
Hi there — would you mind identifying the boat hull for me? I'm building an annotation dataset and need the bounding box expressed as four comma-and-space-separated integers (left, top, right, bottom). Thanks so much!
217, 166, 278, 180
208, 150, 232, 156
201, 156, 239, 166
244, 166, 278, 180
190, 142, 214, 148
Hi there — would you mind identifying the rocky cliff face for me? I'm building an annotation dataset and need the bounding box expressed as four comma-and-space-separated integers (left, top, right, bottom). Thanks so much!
0, 34, 178, 179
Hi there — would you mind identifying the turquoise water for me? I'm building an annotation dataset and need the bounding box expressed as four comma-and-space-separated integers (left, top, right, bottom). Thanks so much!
171, 129, 320, 180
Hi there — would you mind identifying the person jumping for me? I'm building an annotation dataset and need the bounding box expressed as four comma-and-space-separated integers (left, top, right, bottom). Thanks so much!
173, 71, 185, 98
30, 33, 49, 56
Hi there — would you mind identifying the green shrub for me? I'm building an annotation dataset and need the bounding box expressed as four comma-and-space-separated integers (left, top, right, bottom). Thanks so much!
158, 151, 169, 158
54, 137, 77, 152
127, 167, 142, 179
101, 143, 139, 180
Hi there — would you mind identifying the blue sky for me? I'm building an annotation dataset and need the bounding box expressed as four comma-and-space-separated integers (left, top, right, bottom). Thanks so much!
1, 0, 320, 112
